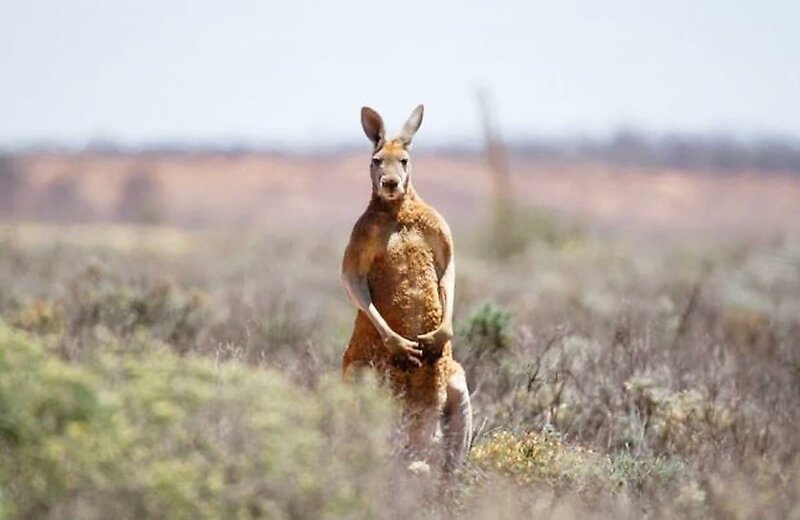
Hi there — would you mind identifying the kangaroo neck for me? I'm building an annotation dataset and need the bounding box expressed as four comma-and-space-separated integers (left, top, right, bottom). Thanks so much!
369, 182, 419, 218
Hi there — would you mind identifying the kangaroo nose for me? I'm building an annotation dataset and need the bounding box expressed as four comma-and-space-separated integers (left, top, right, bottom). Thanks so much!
381, 178, 399, 190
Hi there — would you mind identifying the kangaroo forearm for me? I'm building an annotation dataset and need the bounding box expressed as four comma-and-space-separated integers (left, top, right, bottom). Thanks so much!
364, 303, 396, 340
343, 273, 396, 340
439, 259, 455, 330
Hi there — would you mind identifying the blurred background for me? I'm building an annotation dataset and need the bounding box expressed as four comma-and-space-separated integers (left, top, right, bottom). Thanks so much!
1, 1, 800, 518
2, 0, 800, 236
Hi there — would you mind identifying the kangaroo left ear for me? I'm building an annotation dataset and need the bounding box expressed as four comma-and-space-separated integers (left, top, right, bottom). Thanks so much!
396, 104, 424, 146
361, 106, 386, 149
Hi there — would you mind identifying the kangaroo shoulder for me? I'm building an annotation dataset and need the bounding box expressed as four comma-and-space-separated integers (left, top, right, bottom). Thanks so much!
415, 203, 452, 245
350, 209, 383, 243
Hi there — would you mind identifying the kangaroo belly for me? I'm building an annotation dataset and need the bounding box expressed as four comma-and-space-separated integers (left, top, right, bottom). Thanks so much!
368, 228, 442, 338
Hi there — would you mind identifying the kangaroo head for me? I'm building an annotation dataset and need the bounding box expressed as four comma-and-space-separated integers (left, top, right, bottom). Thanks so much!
360, 104, 424, 202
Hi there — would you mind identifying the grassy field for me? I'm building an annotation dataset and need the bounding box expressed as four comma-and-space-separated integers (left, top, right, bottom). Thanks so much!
1, 217, 798, 519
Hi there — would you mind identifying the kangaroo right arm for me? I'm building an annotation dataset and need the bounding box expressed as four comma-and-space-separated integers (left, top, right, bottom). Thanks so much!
341, 268, 396, 342
342, 227, 422, 365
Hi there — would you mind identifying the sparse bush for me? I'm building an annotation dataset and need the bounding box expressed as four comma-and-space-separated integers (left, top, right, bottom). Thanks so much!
254, 299, 312, 359
65, 264, 209, 351
623, 378, 734, 454
470, 429, 698, 515
459, 302, 524, 407
10, 300, 64, 336
605, 451, 698, 513
484, 203, 583, 259
205, 287, 324, 375
471, 430, 602, 490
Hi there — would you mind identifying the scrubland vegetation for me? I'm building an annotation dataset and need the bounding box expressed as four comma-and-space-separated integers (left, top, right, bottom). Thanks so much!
0, 216, 799, 518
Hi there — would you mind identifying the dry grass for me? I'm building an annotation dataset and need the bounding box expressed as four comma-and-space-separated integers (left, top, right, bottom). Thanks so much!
0, 220, 799, 518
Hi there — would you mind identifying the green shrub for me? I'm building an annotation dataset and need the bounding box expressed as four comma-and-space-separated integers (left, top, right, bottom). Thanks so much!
460, 302, 512, 357
0, 322, 394, 519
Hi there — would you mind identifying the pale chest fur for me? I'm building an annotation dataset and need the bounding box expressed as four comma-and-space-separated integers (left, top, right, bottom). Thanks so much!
368, 223, 443, 338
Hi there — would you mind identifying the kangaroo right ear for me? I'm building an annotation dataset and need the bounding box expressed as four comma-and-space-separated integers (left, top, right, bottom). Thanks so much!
396, 104, 424, 146
361, 106, 386, 149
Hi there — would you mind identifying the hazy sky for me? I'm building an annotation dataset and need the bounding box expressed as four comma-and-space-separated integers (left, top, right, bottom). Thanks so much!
1, 0, 799, 147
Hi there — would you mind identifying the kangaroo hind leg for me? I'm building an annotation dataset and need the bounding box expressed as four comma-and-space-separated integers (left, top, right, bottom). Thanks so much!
442, 363, 472, 473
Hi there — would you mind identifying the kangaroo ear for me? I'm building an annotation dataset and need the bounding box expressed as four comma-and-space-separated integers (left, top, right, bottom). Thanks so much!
396, 104, 424, 146
361, 106, 386, 148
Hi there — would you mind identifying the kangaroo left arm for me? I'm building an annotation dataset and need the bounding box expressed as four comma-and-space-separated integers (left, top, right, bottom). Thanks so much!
419, 219, 455, 345
437, 254, 455, 337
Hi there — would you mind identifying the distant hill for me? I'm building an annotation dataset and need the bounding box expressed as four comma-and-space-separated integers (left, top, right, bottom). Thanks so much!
1, 150, 799, 238
509, 132, 800, 174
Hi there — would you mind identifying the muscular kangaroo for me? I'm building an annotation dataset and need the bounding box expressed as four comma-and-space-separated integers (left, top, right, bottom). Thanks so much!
341, 104, 472, 474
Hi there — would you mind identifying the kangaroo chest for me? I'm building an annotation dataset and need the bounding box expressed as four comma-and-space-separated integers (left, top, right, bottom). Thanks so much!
383, 226, 435, 273
367, 225, 442, 335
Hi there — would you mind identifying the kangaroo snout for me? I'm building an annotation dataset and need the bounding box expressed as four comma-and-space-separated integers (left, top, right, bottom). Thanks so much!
380, 177, 400, 190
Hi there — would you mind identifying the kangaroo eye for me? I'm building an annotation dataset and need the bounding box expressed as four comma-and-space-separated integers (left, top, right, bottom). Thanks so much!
400, 158, 408, 168
371, 158, 382, 167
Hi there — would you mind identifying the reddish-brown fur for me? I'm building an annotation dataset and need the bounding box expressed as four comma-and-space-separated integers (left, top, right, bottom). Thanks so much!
342, 172, 460, 411
343, 106, 472, 471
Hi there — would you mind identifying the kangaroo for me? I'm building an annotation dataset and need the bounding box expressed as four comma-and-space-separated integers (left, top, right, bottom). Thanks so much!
341, 104, 472, 474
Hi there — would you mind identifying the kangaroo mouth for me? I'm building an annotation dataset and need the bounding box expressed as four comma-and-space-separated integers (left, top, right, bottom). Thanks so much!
379, 187, 403, 200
